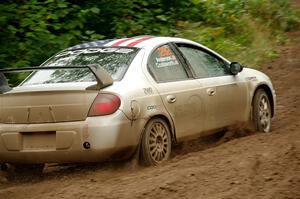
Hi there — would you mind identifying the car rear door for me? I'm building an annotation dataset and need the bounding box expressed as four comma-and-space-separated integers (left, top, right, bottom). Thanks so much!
174, 43, 249, 131
147, 44, 205, 140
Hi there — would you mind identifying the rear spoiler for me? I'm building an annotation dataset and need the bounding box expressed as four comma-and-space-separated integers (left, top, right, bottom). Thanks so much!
0, 65, 113, 93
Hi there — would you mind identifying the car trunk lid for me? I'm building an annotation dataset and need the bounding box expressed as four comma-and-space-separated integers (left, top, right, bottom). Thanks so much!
0, 83, 99, 124
0, 65, 114, 124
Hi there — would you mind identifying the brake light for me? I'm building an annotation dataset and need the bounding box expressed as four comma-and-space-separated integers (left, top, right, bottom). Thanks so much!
88, 93, 121, 116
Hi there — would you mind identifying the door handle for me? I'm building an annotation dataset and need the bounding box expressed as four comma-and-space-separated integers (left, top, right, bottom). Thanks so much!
207, 88, 216, 96
166, 95, 176, 103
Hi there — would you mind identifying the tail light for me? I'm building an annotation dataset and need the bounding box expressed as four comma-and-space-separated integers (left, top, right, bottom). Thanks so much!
88, 93, 121, 116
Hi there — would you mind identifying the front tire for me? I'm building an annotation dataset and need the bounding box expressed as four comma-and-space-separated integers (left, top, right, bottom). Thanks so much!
252, 89, 272, 132
140, 118, 172, 166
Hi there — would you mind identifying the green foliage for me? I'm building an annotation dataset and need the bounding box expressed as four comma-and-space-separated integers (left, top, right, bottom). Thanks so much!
175, 0, 299, 65
0, 0, 103, 68
0, 0, 299, 84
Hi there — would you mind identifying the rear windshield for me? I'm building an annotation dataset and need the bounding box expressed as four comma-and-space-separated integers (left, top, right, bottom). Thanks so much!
22, 47, 139, 85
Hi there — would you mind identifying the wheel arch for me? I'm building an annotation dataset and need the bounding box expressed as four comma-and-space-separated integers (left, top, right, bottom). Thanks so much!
252, 84, 275, 117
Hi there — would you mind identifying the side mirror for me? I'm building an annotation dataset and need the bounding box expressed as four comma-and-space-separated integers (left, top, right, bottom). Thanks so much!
230, 62, 243, 75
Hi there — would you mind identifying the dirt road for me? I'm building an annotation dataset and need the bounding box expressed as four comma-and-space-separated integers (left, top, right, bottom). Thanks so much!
0, 24, 299, 199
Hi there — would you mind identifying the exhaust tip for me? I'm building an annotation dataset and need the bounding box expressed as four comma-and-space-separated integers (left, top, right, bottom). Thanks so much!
83, 142, 91, 149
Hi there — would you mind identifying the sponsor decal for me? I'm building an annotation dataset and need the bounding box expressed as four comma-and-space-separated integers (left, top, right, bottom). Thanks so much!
155, 55, 179, 68
147, 105, 161, 111
157, 45, 173, 57
154, 45, 179, 68
147, 105, 157, 110
143, 87, 154, 95
57, 48, 134, 57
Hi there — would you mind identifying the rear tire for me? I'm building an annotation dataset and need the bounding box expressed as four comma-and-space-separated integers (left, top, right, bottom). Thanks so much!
140, 118, 171, 166
252, 89, 272, 132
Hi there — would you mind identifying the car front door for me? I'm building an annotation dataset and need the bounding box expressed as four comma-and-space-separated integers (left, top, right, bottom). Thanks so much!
175, 43, 249, 131
147, 44, 205, 140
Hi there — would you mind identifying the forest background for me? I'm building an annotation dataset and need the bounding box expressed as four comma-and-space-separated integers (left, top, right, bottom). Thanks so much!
0, 0, 299, 84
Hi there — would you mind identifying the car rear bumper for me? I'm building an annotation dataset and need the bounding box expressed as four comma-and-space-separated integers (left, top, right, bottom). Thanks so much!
0, 110, 143, 164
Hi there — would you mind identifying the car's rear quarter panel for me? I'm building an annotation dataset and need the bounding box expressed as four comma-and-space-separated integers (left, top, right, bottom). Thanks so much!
103, 48, 174, 144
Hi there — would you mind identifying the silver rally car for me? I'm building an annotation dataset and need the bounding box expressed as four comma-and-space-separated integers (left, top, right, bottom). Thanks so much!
0, 36, 276, 169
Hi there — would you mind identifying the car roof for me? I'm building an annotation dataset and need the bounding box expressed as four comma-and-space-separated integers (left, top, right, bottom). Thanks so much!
66, 35, 230, 64
67, 35, 195, 50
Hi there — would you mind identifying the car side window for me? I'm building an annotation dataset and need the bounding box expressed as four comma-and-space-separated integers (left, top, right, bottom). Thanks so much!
177, 44, 229, 78
148, 44, 189, 82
